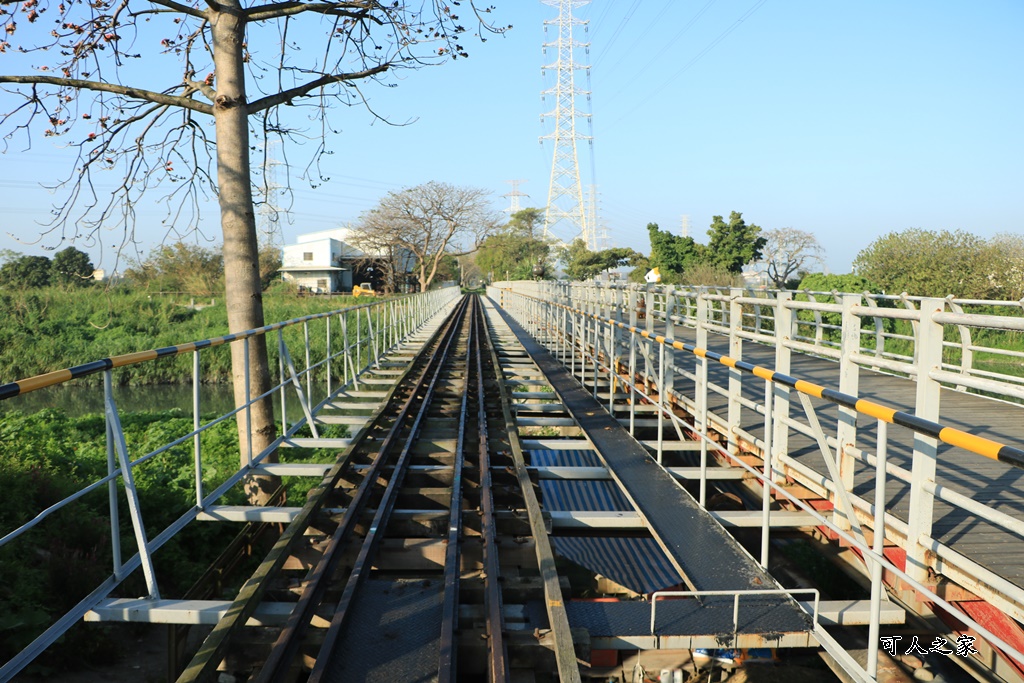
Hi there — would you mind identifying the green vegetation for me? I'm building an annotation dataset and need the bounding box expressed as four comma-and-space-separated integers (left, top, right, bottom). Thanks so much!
853, 229, 1024, 299
0, 283, 368, 385
475, 208, 553, 281
0, 406, 339, 671
0, 247, 94, 289
559, 239, 642, 281
122, 242, 281, 296
641, 212, 765, 284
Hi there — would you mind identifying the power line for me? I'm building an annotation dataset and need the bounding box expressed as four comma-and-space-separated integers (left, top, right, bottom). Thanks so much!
591, 0, 642, 69
603, 0, 720, 105
609, 0, 769, 128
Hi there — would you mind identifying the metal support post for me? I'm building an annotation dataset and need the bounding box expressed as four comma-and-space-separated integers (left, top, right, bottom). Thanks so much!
760, 379, 773, 568
281, 339, 320, 438
867, 420, 889, 679
103, 373, 122, 577
303, 321, 312, 407
727, 288, 743, 454
772, 291, 793, 483
104, 370, 161, 599
278, 329, 287, 434
244, 337, 253, 466
696, 289, 710, 507
657, 340, 666, 464
193, 350, 204, 507
835, 293, 862, 530
326, 315, 332, 397
906, 298, 944, 583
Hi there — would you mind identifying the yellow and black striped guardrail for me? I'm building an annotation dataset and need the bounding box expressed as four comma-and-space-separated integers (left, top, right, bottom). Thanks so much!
0, 301, 386, 402
509, 290, 1024, 471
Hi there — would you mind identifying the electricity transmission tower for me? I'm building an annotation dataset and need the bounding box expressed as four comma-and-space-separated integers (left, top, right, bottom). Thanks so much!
541, 0, 591, 245
585, 184, 607, 250
503, 179, 529, 214
258, 138, 286, 251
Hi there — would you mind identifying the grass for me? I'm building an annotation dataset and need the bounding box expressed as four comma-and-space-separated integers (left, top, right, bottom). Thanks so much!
0, 283, 385, 386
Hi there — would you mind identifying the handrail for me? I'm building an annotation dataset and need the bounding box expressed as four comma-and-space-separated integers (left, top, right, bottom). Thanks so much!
500, 288, 1024, 471
0, 298, 392, 401
0, 287, 462, 681
649, 589, 821, 636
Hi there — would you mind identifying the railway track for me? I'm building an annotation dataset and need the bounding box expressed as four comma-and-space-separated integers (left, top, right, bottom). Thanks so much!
176, 294, 573, 683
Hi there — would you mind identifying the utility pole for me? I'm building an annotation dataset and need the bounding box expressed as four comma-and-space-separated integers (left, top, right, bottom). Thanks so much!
503, 179, 529, 214
541, 0, 590, 245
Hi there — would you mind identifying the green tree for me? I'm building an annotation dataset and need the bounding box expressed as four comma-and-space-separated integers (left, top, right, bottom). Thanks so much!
852, 229, 996, 298
647, 222, 705, 278
0, 254, 52, 289
50, 247, 94, 287
705, 211, 766, 273
476, 208, 551, 281
561, 239, 641, 281
124, 243, 224, 295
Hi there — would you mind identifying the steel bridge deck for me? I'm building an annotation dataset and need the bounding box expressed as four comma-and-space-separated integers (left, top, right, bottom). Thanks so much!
492, 305, 814, 638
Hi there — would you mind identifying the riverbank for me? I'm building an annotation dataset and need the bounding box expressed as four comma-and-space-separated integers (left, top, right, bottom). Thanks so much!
0, 406, 334, 675
0, 284, 362, 386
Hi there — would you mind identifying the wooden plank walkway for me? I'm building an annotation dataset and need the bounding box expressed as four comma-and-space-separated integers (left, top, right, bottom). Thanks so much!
634, 324, 1024, 590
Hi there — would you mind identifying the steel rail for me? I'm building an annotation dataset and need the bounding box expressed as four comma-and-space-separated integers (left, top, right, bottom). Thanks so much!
178, 297, 465, 683
506, 290, 1024, 471
479, 298, 582, 683
305, 295, 473, 683
475, 298, 510, 682
437, 296, 475, 681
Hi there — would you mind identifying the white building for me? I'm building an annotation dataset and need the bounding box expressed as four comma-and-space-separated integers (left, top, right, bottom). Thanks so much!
279, 228, 415, 293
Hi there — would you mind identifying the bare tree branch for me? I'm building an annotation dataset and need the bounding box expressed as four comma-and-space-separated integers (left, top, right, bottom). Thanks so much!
350, 181, 501, 291
0, 76, 214, 115
247, 63, 388, 114
245, 1, 375, 23
760, 227, 825, 288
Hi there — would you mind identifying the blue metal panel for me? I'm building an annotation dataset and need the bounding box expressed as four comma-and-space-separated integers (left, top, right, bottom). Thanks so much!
529, 450, 684, 594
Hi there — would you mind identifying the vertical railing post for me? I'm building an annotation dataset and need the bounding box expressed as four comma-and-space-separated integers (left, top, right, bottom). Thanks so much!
907, 298, 944, 583
356, 305, 362, 383
278, 329, 288, 434
628, 286, 639, 436
243, 336, 253, 466
103, 373, 122, 578
696, 288, 710, 506
611, 286, 623, 415
760, 379, 773, 568
772, 291, 793, 482
104, 369, 160, 599
326, 315, 332, 397
657, 340, 666, 464
835, 293, 863, 530
193, 349, 204, 507
867, 420, 889, 680
303, 320, 312, 408
727, 288, 744, 454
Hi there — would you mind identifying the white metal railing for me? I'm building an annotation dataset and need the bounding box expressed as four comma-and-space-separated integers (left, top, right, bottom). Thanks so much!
0, 286, 461, 680
649, 589, 821, 645
490, 282, 1024, 682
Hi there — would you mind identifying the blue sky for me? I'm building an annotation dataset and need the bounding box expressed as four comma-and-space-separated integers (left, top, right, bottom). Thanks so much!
1, 1, 1021, 275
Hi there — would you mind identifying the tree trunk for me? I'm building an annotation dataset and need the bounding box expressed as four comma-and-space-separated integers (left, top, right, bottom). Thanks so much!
212, 3, 279, 504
